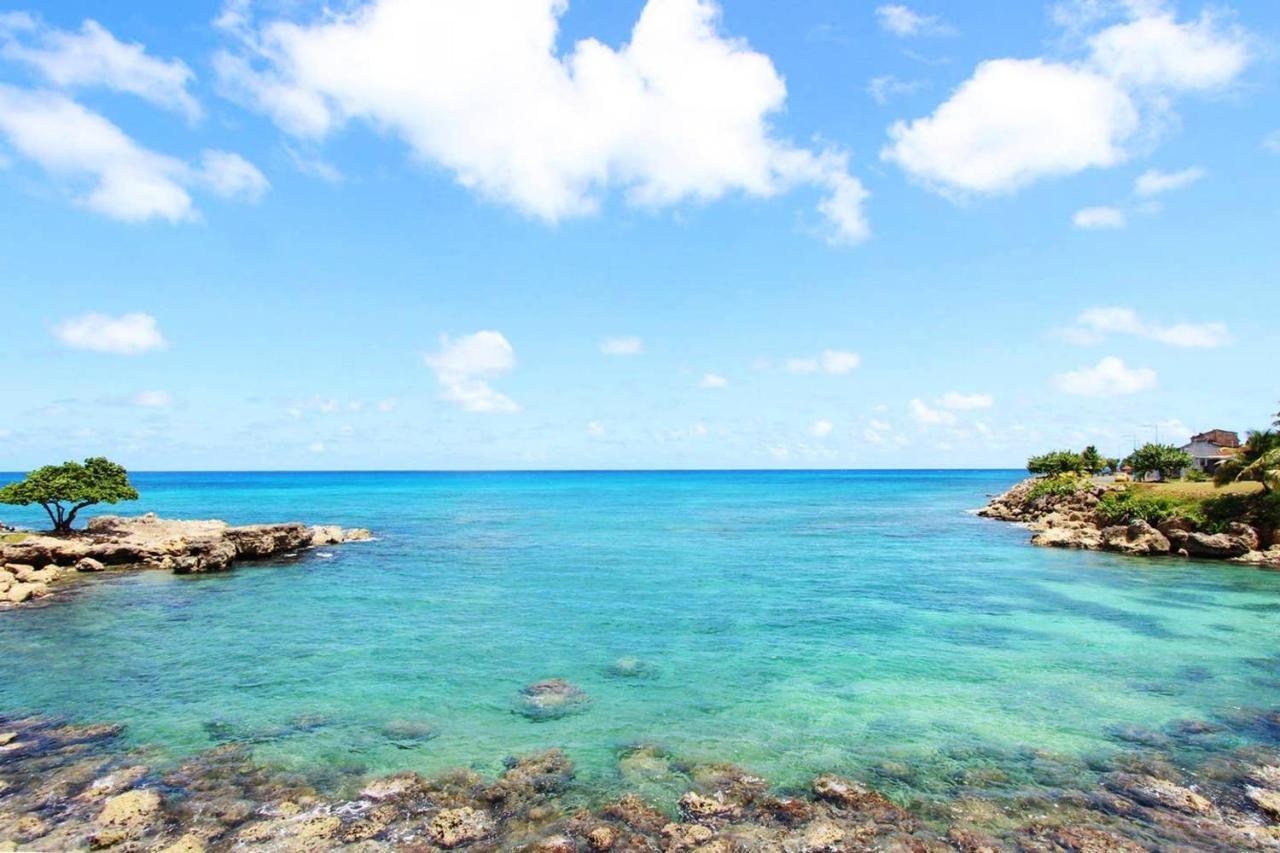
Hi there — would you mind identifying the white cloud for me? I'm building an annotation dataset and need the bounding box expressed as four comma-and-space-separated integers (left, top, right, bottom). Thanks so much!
940, 391, 993, 410
1134, 165, 1203, 196
376, 397, 398, 413
215, 0, 870, 244
0, 85, 266, 222
1073, 205, 1127, 229
1065, 306, 1229, 348
700, 372, 728, 389
1054, 356, 1157, 396
130, 389, 172, 408
425, 330, 519, 413
54, 312, 167, 355
883, 5, 1249, 196
196, 150, 270, 201
1, 18, 200, 120
810, 419, 834, 438
587, 421, 606, 436
867, 75, 925, 105
1087, 10, 1249, 92
786, 349, 861, 375
1265, 130, 1280, 154
884, 59, 1138, 195
601, 336, 644, 355
875, 5, 955, 38
909, 398, 957, 426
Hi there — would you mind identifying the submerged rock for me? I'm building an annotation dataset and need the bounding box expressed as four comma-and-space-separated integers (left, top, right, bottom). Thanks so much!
605, 656, 659, 679
428, 806, 493, 848
515, 678, 591, 720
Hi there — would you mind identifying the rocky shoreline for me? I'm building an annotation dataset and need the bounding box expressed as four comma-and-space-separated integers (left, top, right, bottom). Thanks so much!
2, 705, 1280, 851
978, 478, 1280, 568
0, 514, 371, 608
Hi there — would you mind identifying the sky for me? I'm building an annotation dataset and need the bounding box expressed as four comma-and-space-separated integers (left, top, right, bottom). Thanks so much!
0, 0, 1277, 471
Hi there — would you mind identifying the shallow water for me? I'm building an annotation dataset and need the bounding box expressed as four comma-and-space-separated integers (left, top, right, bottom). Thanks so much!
2, 470, 1279, 805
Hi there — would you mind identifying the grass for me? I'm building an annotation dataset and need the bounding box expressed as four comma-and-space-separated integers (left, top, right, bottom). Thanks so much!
1132, 481, 1263, 499
1, 532, 30, 544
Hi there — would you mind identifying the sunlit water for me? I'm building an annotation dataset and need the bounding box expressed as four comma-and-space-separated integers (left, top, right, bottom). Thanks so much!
2, 471, 1279, 805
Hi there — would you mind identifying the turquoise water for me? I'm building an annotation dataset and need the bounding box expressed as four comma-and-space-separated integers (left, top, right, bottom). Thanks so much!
2, 470, 1279, 803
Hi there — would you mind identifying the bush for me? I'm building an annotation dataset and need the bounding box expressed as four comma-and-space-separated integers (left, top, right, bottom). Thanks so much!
1027, 450, 1086, 476
1096, 490, 1190, 526
1027, 473, 1088, 501
1202, 491, 1280, 537
1182, 469, 1209, 482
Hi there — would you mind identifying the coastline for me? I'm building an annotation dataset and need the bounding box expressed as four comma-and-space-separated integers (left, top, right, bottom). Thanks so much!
978, 477, 1280, 569
0, 514, 371, 609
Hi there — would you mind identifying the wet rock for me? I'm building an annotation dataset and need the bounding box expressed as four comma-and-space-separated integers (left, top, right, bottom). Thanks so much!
588, 824, 618, 850
1245, 785, 1280, 820
360, 771, 424, 801
1024, 824, 1144, 852
516, 679, 591, 720
811, 773, 906, 820
93, 787, 164, 846
603, 794, 668, 834
678, 791, 738, 822
945, 826, 1002, 852
758, 796, 818, 826
83, 764, 149, 799
534, 835, 577, 852
428, 806, 493, 848
794, 819, 844, 852
1031, 527, 1103, 550
1102, 773, 1214, 815
662, 821, 715, 850
159, 833, 208, 853
619, 745, 679, 785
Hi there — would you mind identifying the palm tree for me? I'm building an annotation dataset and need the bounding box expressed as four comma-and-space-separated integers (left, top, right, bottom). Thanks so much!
1215, 430, 1280, 494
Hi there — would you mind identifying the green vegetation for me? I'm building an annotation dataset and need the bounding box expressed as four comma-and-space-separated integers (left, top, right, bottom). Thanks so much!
1027, 473, 1090, 500
1213, 430, 1279, 494
0, 457, 139, 533
1096, 489, 1190, 526
1123, 443, 1193, 482
1027, 446, 1109, 476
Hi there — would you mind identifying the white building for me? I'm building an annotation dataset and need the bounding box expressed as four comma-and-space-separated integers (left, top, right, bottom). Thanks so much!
1180, 429, 1240, 475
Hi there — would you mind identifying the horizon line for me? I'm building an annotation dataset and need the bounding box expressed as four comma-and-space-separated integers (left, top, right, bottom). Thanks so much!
1, 467, 1028, 475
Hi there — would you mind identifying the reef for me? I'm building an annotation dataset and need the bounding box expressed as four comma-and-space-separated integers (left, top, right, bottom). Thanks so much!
3, 708, 1280, 850
0, 514, 372, 608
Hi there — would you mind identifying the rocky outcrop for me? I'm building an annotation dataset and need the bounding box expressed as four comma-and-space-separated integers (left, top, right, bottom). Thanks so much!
981, 477, 1279, 569
0, 514, 372, 609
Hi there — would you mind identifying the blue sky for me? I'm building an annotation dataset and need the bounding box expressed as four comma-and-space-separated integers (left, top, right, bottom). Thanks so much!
1, 0, 1277, 470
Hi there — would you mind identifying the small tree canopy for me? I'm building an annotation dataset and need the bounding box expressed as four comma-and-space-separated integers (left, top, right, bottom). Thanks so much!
1027, 450, 1086, 476
1079, 445, 1104, 475
0, 457, 139, 533
1124, 443, 1193, 482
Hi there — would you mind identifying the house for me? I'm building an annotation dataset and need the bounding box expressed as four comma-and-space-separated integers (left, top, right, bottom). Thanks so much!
1181, 429, 1240, 475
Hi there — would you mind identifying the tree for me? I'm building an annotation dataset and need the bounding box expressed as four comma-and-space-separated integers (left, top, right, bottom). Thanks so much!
1124, 443, 1193, 482
0, 457, 139, 533
1214, 430, 1280, 494
1027, 450, 1086, 476
1079, 445, 1104, 475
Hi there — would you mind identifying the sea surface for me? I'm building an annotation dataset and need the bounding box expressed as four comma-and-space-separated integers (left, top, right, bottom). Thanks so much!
3, 470, 1279, 806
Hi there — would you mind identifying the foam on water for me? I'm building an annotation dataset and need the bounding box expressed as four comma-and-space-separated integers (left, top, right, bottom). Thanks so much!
1, 470, 1278, 804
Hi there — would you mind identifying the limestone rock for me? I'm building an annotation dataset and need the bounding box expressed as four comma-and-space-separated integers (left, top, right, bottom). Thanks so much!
1184, 529, 1255, 559
1031, 526, 1103, 550
1246, 785, 1280, 820
77, 557, 106, 573
428, 806, 492, 848
516, 679, 590, 720
1103, 773, 1214, 815
5, 581, 48, 604
94, 788, 163, 845
1100, 520, 1171, 556
678, 791, 737, 822
588, 824, 618, 850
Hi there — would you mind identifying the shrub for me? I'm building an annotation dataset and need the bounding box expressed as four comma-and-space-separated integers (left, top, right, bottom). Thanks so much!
1124, 443, 1194, 482
1027, 450, 1086, 476
1182, 469, 1209, 482
1096, 490, 1189, 527
1027, 473, 1088, 501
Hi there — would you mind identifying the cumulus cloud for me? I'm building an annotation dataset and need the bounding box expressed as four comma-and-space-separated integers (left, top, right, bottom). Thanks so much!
0, 85, 267, 221
425, 331, 519, 413
700, 372, 728, 389
875, 5, 955, 38
1134, 165, 1204, 195
909, 398, 957, 426
940, 391, 993, 410
215, 0, 870, 244
883, 5, 1249, 196
600, 336, 644, 355
1055, 356, 1157, 396
810, 419, 834, 438
54, 312, 167, 354
1063, 306, 1229, 348
1073, 205, 1127, 229
0, 17, 200, 120
785, 349, 861, 375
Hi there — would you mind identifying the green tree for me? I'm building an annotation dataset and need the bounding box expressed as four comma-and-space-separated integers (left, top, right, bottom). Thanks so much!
1214, 430, 1280, 494
1027, 450, 1086, 476
0, 457, 139, 533
1079, 445, 1104, 475
1124, 443, 1193, 482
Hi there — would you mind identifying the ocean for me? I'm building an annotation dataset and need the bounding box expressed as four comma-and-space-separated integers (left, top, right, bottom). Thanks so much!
3, 469, 1279, 807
